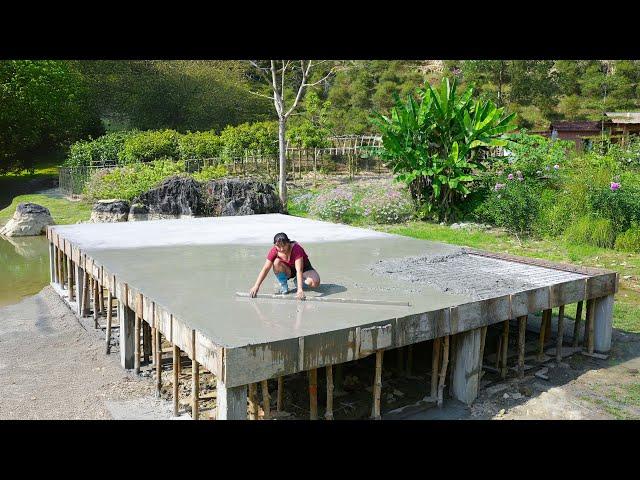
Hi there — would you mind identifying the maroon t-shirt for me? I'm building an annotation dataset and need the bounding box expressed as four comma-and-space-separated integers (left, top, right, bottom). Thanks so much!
267, 242, 308, 270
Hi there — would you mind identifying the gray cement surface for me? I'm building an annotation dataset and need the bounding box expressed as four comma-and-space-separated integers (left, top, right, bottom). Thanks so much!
49, 214, 593, 350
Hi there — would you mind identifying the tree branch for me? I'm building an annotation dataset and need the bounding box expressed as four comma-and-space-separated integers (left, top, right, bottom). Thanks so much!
248, 90, 275, 101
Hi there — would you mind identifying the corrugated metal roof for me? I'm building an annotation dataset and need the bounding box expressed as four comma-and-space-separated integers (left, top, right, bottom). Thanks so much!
550, 121, 602, 131
605, 112, 640, 124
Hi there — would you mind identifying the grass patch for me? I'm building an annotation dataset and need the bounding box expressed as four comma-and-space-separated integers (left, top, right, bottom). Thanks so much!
0, 193, 92, 226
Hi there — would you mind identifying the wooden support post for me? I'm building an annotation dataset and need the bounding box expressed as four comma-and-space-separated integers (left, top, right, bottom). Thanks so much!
586, 298, 595, 354
276, 376, 284, 412
56, 247, 63, 287
105, 293, 113, 354
119, 303, 135, 369
500, 319, 510, 379
430, 337, 442, 399
217, 381, 247, 420
82, 271, 90, 317
325, 365, 334, 420
191, 330, 199, 421
143, 322, 151, 364
66, 255, 74, 301
309, 368, 318, 420
151, 326, 156, 368
93, 278, 99, 329
556, 305, 565, 363
518, 315, 527, 378
537, 310, 549, 361
572, 300, 583, 347
155, 330, 162, 397
248, 383, 259, 420
437, 335, 450, 407
173, 344, 180, 417
261, 380, 270, 420
406, 344, 413, 375
371, 350, 384, 420
495, 335, 502, 370
134, 294, 142, 374
49, 243, 56, 284
98, 283, 104, 315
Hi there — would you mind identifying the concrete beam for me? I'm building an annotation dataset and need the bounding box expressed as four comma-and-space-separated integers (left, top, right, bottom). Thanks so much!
451, 327, 482, 405
119, 302, 135, 369
217, 380, 247, 420
593, 294, 614, 353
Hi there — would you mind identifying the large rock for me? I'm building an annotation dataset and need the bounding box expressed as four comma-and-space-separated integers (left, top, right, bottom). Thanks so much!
89, 199, 130, 223
133, 176, 202, 218
204, 178, 283, 216
0, 202, 54, 237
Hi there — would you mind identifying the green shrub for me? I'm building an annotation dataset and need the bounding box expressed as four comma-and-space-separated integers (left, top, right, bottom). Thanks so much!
178, 131, 224, 159
309, 186, 355, 223
587, 181, 640, 233
192, 164, 228, 182
84, 159, 186, 201
503, 131, 573, 179
359, 183, 414, 224
564, 216, 616, 248
472, 180, 540, 234
220, 121, 278, 158
119, 130, 180, 164
66, 131, 137, 167
615, 225, 640, 253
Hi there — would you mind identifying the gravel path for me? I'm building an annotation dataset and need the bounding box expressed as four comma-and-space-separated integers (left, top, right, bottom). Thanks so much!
0, 286, 173, 420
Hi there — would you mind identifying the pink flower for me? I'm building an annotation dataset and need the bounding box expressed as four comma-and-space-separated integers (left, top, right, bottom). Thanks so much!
610, 182, 621, 191
494, 183, 505, 191
553, 164, 560, 170
507, 173, 514, 180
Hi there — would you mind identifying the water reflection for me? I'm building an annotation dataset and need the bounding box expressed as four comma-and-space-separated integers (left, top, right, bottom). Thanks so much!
0, 235, 49, 307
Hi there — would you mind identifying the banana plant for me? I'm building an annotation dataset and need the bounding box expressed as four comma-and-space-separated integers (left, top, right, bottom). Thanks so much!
371, 77, 516, 222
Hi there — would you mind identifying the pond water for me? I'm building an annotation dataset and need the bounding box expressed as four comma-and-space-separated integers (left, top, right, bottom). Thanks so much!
0, 235, 49, 307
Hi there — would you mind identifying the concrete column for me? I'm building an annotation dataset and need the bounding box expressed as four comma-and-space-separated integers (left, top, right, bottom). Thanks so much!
593, 294, 614, 353
217, 380, 247, 420
451, 327, 482, 405
75, 265, 84, 316
119, 302, 135, 369
49, 242, 56, 284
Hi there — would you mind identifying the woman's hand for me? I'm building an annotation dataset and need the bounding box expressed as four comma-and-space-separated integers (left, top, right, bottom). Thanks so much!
249, 285, 259, 298
296, 290, 306, 300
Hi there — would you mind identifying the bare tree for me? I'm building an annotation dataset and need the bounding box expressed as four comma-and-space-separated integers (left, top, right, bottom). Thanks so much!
249, 60, 334, 209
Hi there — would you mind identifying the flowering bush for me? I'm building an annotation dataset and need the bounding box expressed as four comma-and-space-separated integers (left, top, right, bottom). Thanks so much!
309, 186, 355, 222
359, 183, 414, 224
473, 180, 540, 234
587, 180, 640, 233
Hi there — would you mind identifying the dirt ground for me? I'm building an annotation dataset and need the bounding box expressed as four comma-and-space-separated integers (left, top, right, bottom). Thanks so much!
1, 287, 639, 420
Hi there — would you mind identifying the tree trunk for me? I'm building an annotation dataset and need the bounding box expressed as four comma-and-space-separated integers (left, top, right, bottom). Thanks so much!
278, 118, 288, 211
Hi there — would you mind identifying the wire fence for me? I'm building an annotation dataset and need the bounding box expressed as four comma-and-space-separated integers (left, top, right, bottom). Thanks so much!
58, 147, 389, 197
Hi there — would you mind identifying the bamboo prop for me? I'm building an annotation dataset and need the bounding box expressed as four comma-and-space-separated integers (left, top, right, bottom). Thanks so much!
572, 301, 583, 347
173, 344, 180, 417
518, 316, 527, 378
500, 320, 510, 379
143, 323, 152, 364
235, 292, 410, 307
325, 365, 334, 420
537, 310, 550, 361
437, 336, 450, 408
155, 330, 162, 398
81, 271, 90, 317
134, 294, 142, 374
105, 293, 113, 354
93, 278, 100, 329
371, 350, 384, 420
261, 380, 270, 420
277, 377, 284, 412
430, 337, 441, 399
309, 369, 318, 420
66, 255, 74, 301
192, 330, 199, 420
248, 383, 259, 420
556, 305, 565, 363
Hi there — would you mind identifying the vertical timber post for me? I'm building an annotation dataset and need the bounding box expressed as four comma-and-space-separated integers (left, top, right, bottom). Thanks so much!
437, 336, 450, 407
309, 369, 318, 420
371, 350, 383, 420
118, 301, 135, 369
556, 305, 565, 363
325, 365, 334, 420
572, 301, 583, 347
517, 316, 527, 378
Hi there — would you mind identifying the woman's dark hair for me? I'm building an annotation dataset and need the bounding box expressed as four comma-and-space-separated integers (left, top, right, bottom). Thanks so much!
273, 232, 291, 245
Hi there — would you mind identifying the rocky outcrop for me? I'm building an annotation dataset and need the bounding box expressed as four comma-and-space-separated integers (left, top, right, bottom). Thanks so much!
89, 199, 130, 223
133, 176, 202, 218
203, 178, 282, 216
128, 203, 149, 222
0, 203, 54, 237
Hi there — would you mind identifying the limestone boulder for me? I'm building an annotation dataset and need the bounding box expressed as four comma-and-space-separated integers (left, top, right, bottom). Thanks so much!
89, 199, 130, 223
0, 202, 54, 237
134, 175, 202, 218
203, 178, 283, 216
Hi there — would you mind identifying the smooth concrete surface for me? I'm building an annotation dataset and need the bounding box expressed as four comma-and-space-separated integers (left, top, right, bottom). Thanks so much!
593, 294, 614, 353
50, 215, 593, 350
